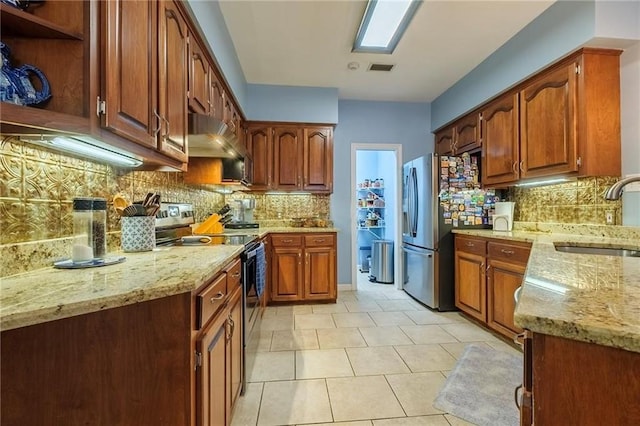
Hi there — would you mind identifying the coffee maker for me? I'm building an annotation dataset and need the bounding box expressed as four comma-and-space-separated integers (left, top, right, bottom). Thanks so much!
226, 199, 258, 229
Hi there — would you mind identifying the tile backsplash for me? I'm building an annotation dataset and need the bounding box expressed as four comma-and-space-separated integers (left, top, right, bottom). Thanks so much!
0, 136, 330, 245
511, 177, 621, 225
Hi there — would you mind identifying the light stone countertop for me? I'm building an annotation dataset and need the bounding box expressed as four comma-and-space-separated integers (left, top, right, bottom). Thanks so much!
0, 245, 244, 331
453, 228, 640, 353
0, 227, 338, 332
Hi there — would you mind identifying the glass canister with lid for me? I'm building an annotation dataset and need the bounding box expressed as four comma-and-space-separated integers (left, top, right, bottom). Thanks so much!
72, 197, 94, 262
92, 198, 107, 259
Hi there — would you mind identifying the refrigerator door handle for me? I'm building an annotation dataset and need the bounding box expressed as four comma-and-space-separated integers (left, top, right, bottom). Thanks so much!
406, 169, 414, 236
411, 167, 419, 237
402, 244, 433, 257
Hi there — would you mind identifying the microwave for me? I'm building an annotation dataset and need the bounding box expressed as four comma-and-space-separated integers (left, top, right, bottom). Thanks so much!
221, 154, 252, 187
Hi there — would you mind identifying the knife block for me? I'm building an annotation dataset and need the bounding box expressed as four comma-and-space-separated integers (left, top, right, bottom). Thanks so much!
194, 214, 222, 234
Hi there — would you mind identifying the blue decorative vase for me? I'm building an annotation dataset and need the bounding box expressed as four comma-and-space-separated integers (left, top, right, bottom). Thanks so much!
0, 41, 51, 106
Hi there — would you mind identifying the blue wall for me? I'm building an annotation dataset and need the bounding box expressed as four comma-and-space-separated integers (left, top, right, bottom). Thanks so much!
431, 0, 596, 129
333, 100, 430, 284
246, 84, 339, 123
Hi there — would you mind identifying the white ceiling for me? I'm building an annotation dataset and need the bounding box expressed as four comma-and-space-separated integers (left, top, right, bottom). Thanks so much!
219, 0, 555, 102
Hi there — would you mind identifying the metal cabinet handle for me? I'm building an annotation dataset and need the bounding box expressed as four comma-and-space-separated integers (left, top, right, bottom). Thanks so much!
465, 242, 475, 247
512, 162, 518, 173
210, 292, 225, 302
282, 239, 293, 243
514, 384, 523, 409
314, 239, 325, 243
228, 316, 235, 337
513, 332, 525, 348
231, 271, 241, 278
153, 109, 162, 137
519, 161, 524, 171
501, 249, 515, 255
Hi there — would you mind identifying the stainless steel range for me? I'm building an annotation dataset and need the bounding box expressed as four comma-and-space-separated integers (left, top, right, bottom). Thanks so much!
154, 203, 264, 396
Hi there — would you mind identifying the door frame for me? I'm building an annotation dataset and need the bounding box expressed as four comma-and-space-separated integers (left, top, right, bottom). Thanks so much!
350, 143, 403, 291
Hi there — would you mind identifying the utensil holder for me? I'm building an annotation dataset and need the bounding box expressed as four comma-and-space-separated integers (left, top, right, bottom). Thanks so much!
121, 216, 155, 252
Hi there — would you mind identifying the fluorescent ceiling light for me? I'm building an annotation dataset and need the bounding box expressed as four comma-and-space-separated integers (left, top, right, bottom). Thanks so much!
22, 135, 143, 167
353, 0, 422, 54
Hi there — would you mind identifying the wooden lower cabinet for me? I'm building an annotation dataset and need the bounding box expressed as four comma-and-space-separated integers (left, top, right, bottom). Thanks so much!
455, 236, 487, 322
454, 235, 530, 339
0, 294, 192, 426
196, 267, 243, 426
520, 332, 640, 425
0, 256, 244, 426
270, 233, 337, 303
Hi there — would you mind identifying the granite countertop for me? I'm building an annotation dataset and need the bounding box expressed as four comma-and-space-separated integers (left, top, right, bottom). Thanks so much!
453, 228, 640, 353
0, 227, 339, 332
0, 245, 244, 331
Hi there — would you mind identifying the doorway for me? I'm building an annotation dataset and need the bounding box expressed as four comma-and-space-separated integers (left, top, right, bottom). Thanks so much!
350, 144, 403, 291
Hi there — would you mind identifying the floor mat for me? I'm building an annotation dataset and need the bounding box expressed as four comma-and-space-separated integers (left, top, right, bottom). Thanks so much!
433, 343, 523, 426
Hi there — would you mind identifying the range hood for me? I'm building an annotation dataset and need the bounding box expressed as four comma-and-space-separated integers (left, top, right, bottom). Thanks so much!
187, 113, 247, 158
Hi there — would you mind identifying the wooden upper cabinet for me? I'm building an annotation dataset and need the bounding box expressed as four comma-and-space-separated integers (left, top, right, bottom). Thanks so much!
303, 127, 333, 193
188, 36, 210, 115
481, 93, 520, 186
157, 0, 188, 162
209, 72, 224, 121
102, 0, 158, 149
435, 128, 454, 155
247, 126, 273, 191
520, 62, 578, 179
454, 113, 481, 153
273, 127, 303, 190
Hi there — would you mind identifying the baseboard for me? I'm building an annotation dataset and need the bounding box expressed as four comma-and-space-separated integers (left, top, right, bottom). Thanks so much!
338, 283, 354, 291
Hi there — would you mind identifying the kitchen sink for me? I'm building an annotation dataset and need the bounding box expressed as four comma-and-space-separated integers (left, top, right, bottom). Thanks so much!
554, 243, 640, 257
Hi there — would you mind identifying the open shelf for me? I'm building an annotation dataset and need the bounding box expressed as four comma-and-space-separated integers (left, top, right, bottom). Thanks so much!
0, 3, 84, 40
0, 102, 91, 135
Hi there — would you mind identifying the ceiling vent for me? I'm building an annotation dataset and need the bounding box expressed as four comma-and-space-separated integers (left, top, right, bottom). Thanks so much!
368, 63, 395, 72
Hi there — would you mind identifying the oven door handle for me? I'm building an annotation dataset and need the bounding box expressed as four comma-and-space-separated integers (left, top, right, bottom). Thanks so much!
246, 242, 264, 259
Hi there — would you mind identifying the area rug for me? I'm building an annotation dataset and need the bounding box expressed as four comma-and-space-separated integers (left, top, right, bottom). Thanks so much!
433, 344, 523, 426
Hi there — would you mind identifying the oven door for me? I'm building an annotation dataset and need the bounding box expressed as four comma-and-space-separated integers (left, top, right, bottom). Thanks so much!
242, 241, 264, 394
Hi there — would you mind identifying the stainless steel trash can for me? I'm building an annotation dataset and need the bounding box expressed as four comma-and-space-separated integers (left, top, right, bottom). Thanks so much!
370, 239, 394, 284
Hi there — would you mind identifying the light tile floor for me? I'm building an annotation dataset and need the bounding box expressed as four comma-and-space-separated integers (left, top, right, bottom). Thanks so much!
231, 273, 521, 426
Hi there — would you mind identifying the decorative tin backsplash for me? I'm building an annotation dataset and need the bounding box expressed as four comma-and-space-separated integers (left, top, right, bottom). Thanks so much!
511, 177, 622, 225
0, 136, 331, 245
226, 192, 330, 222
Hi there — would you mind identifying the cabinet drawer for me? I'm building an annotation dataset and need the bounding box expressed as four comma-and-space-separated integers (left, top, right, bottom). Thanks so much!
224, 258, 242, 291
197, 273, 227, 329
304, 234, 335, 247
488, 242, 531, 265
271, 234, 303, 247
455, 236, 487, 256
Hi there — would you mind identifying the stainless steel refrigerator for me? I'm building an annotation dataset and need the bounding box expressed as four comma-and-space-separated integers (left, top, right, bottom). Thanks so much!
402, 153, 491, 310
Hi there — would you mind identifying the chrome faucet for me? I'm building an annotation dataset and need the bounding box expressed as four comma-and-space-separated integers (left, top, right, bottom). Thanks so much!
604, 175, 640, 200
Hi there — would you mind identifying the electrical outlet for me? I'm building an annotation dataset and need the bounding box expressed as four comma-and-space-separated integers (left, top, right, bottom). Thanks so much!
605, 210, 615, 225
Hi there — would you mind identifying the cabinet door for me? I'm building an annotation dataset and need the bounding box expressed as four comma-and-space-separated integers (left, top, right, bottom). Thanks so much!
273, 127, 303, 190
271, 247, 304, 301
304, 247, 336, 301
454, 250, 486, 322
102, 0, 158, 148
487, 259, 524, 338
434, 128, 454, 155
303, 127, 333, 193
196, 313, 227, 426
210, 72, 224, 120
188, 37, 210, 115
454, 114, 481, 153
227, 287, 243, 417
247, 126, 272, 190
158, 0, 188, 162
520, 62, 578, 178
481, 93, 520, 186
